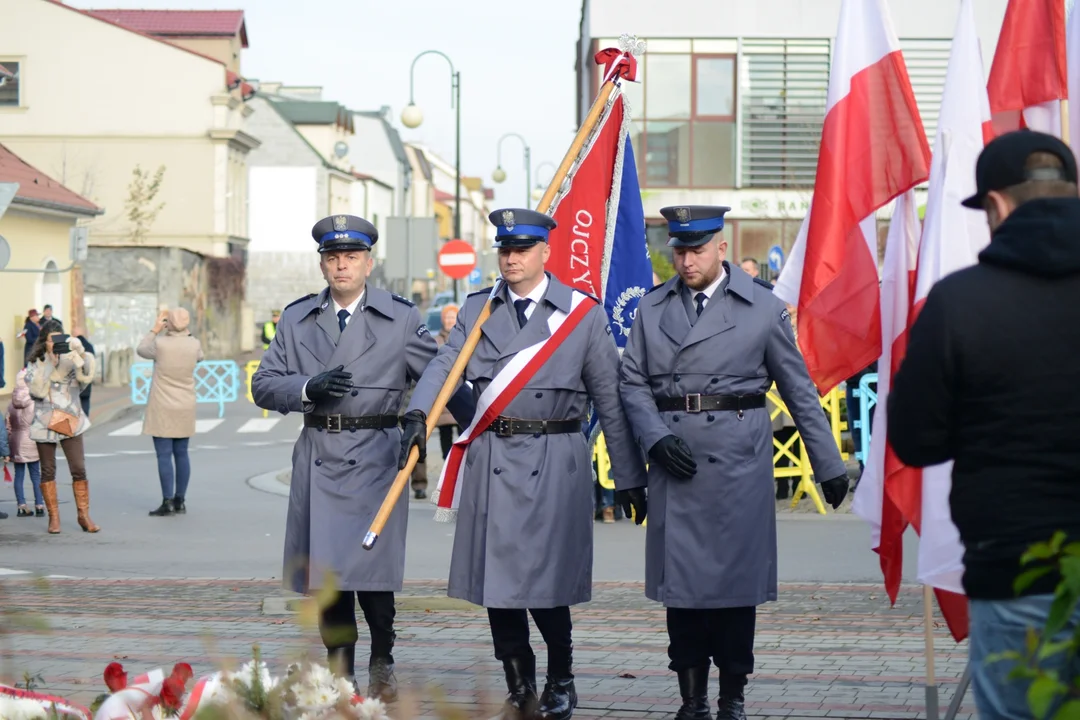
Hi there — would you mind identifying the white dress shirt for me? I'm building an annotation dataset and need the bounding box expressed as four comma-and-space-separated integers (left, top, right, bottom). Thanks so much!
301, 288, 366, 403
507, 274, 550, 321
690, 267, 727, 310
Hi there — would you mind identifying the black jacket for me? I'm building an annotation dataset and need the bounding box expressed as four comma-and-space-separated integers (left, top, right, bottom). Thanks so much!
889, 197, 1080, 600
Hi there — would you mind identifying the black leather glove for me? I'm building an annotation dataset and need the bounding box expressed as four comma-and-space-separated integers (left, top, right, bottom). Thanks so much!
820, 474, 850, 509
398, 410, 428, 470
616, 488, 647, 525
306, 365, 352, 402
648, 435, 697, 479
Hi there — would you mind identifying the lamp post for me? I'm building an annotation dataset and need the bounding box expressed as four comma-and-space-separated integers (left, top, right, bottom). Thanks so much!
401, 50, 462, 302
532, 161, 557, 203
491, 133, 531, 208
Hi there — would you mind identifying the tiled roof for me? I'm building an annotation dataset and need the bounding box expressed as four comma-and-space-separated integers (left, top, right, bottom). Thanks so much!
0, 144, 102, 216
434, 189, 455, 203
84, 9, 248, 47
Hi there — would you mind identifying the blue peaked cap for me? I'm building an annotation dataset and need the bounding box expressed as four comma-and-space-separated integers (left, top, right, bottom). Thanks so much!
311, 214, 378, 252
489, 208, 557, 248
660, 205, 732, 247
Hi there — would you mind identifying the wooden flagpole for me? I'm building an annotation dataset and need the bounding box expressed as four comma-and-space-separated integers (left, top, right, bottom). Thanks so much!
362, 51, 631, 551
1061, 98, 1070, 145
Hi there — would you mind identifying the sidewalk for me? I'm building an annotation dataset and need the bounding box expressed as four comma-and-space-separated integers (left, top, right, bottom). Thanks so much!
0, 578, 974, 720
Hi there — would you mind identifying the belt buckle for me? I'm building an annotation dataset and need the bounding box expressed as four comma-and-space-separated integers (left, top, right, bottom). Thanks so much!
494, 417, 514, 438
326, 414, 342, 433
685, 393, 702, 414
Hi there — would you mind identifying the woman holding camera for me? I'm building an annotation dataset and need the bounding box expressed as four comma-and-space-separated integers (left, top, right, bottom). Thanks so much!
137, 308, 203, 517
25, 321, 100, 534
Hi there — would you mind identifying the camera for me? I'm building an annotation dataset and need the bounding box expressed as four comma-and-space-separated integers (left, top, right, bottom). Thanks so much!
52, 334, 71, 355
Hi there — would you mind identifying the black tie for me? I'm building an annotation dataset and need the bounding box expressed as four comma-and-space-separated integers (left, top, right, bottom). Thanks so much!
514, 299, 531, 329
695, 293, 707, 318
337, 309, 350, 332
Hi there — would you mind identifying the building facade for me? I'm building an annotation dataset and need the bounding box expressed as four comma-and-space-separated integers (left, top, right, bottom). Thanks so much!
576, 0, 1009, 276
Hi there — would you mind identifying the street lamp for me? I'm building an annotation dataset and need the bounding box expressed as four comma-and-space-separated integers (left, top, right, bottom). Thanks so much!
491, 132, 531, 207
402, 49, 462, 302
532, 161, 557, 202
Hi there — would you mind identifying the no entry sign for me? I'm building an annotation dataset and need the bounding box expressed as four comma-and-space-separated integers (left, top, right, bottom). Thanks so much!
438, 239, 477, 280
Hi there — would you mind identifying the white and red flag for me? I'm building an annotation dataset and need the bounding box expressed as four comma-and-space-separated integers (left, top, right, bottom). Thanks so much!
773, 0, 931, 394
985, 0, 1068, 138
1067, 0, 1080, 158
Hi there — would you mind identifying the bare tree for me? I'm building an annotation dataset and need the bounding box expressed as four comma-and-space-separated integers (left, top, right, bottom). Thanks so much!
124, 164, 166, 243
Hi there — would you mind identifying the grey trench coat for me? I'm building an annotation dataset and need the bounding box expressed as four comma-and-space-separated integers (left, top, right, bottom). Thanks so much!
407, 274, 647, 609
619, 263, 846, 609
252, 286, 438, 594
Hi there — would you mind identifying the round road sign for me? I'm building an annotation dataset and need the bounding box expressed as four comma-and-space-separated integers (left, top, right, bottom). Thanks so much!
438, 239, 477, 280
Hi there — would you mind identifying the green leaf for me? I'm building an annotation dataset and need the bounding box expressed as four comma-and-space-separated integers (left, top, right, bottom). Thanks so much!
1028, 676, 1065, 719
1023, 542, 1060, 565
1052, 700, 1080, 720
1037, 638, 1075, 661
1063, 543, 1080, 558
1059, 556, 1080, 595
1027, 626, 1041, 656
1017, 567, 1056, 595
1045, 591, 1080, 638
986, 650, 1024, 664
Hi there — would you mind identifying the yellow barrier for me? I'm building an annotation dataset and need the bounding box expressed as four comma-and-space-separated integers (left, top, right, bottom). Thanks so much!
245, 359, 268, 418
591, 383, 849, 518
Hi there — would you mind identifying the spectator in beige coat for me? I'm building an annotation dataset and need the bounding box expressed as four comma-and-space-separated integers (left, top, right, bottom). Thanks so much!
137, 308, 203, 517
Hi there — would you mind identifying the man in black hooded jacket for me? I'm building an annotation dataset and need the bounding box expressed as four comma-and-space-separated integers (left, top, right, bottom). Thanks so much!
888, 129, 1080, 720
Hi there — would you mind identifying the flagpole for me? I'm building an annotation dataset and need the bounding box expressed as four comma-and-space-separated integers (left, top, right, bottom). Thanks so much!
1061, 98, 1070, 144
923, 584, 940, 720
362, 42, 635, 551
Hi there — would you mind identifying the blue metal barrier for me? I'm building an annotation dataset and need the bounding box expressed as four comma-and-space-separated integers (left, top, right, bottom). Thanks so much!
849, 372, 878, 464
130, 360, 241, 418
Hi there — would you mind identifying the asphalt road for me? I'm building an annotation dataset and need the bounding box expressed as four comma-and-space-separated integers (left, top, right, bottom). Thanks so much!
0, 399, 922, 583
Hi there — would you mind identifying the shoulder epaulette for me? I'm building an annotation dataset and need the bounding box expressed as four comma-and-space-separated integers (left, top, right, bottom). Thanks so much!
643, 282, 666, 296
752, 277, 775, 291
468, 287, 493, 298
283, 293, 316, 312
391, 293, 415, 307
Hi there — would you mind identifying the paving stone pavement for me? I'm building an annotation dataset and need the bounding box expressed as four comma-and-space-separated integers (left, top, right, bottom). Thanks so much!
0, 578, 975, 720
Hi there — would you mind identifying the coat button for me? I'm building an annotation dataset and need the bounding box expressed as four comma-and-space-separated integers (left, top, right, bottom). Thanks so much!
531, 470, 539, 477
708, 456, 717, 464
314, 459, 323, 466
707, 415, 715, 422
535, 392, 543, 398
534, 433, 541, 439
494, 467, 503, 475
674, 374, 682, 382
710, 378, 719, 384
672, 415, 680, 422
348, 459, 356, 466
351, 390, 359, 397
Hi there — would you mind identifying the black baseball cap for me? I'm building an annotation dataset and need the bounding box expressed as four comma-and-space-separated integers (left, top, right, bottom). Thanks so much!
961, 129, 1078, 209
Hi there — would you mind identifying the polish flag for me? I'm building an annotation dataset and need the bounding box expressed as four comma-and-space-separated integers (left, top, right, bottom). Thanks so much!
1068, 0, 1080, 156
985, 0, 1068, 138
851, 188, 920, 608
901, 0, 993, 643
773, 0, 931, 394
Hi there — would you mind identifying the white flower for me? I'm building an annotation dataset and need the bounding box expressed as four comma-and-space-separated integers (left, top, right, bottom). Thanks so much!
306, 664, 334, 688
0, 697, 49, 720
334, 677, 355, 699
355, 697, 389, 720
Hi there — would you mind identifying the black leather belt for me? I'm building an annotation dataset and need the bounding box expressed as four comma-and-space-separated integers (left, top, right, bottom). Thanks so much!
304, 414, 399, 433
655, 393, 767, 414
484, 416, 584, 438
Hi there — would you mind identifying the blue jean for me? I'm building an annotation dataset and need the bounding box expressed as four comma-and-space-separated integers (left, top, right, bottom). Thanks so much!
13, 461, 43, 506
152, 437, 190, 499
969, 594, 1080, 720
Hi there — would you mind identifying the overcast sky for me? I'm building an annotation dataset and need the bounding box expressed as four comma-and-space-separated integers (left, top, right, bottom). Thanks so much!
68, 0, 584, 209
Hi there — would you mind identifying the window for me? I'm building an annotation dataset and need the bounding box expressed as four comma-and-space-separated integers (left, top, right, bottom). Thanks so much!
900, 39, 951, 152
599, 44, 737, 189
741, 39, 830, 189
0, 61, 20, 106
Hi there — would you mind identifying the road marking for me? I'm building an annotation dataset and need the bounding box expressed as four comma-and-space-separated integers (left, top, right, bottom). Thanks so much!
242, 441, 276, 447
0, 568, 31, 576
238, 418, 281, 434
109, 421, 144, 437
117, 450, 154, 455
195, 419, 225, 434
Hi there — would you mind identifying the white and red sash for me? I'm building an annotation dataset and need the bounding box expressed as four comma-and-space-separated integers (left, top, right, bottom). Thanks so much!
433, 290, 596, 522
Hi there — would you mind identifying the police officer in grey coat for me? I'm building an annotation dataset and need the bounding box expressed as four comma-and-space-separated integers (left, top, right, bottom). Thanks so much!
401, 208, 648, 720
252, 214, 458, 702
618, 206, 849, 720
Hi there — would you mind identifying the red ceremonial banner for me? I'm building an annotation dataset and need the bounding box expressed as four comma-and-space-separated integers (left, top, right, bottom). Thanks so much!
546, 97, 625, 297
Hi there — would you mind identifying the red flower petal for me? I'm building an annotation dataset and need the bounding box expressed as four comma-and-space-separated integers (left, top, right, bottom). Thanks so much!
103, 662, 128, 692
171, 663, 194, 683
160, 676, 185, 709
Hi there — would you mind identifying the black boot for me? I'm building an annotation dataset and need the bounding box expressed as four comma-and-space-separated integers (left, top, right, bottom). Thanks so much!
327, 645, 358, 695
716, 689, 746, 720
149, 498, 174, 516
538, 677, 576, 720
172, 496, 186, 514
367, 655, 398, 703
673, 665, 713, 720
501, 656, 539, 720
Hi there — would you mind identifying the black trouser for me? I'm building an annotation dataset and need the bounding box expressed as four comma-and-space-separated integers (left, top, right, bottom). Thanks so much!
667, 607, 755, 695
439, 424, 457, 458
488, 607, 574, 677
319, 590, 396, 668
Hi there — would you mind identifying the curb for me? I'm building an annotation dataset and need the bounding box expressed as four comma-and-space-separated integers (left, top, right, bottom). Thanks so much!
247, 467, 291, 497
